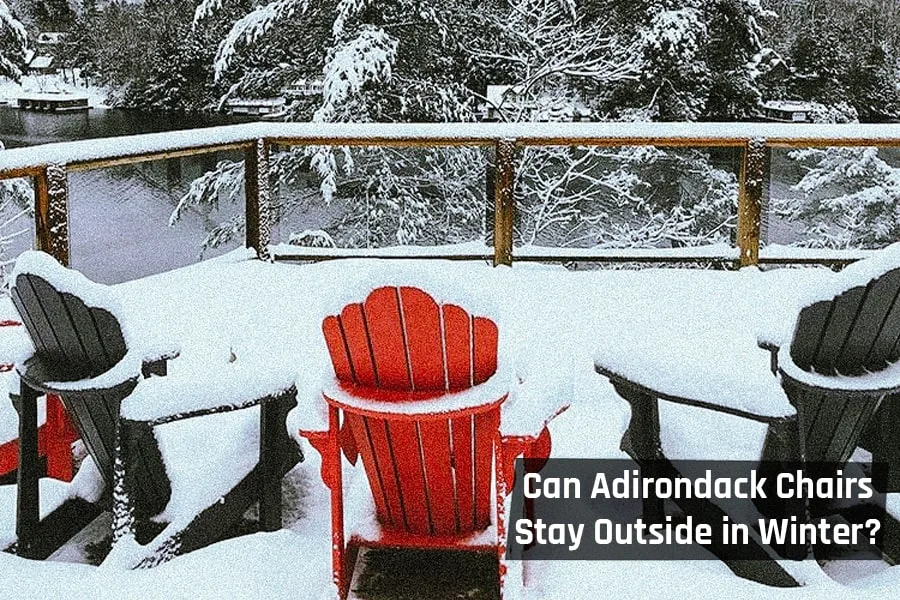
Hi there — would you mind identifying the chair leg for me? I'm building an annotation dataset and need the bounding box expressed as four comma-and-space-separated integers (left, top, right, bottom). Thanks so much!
325, 406, 352, 600
15, 380, 41, 559
258, 396, 283, 532
613, 384, 665, 522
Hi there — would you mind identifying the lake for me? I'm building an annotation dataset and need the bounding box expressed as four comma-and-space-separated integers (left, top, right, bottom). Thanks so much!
0, 106, 249, 283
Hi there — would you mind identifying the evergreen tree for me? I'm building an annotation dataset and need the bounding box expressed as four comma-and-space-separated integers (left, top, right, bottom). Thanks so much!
0, 0, 27, 80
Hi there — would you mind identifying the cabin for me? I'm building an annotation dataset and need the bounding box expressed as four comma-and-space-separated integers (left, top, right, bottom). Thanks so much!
759, 100, 818, 123
26, 56, 56, 76
283, 78, 323, 98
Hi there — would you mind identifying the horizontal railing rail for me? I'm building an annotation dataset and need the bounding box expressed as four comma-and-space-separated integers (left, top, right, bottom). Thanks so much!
0, 121, 898, 270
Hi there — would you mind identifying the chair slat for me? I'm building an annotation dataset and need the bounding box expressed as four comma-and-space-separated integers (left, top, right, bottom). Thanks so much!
340, 304, 378, 387
822, 396, 880, 465
472, 409, 498, 530
346, 413, 393, 527
837, 271, 900, 372
66, 390, 114, 480
400, 287, 446, 391
11, 286, 53, 356
61, 291, 119, 375
799, 391, 841, 462
442, 305, 472, 389
364, 288, 411, 390
418, 420, 458, 534
451, 414, 475, 532
90, 309, 127, 366
14, 275, 65, 359
472, 317, 499, 385
812, 286, 867, 375
26, 277, 92, 372
365, 417, 406, 530
790, 301, 832, 371
386, 420, 431, 534
322, 316, 356, 383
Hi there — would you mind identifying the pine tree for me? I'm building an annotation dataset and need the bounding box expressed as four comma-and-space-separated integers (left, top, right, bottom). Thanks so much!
0, 0, 27, 80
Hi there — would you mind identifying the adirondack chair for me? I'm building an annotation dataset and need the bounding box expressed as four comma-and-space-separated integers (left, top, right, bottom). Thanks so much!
0, 392, 77, 484
299, 286, 565, 600
759, 261, 900, 562
595, 252, 900, 585
8, 250, 300, 564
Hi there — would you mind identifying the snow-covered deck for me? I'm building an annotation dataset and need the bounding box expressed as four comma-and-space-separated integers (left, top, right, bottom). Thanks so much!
1, 254, 900, 598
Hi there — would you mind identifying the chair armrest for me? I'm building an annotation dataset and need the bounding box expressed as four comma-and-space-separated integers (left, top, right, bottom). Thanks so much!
757, 339, 780, 375
319, 367, 514, 417
120, 360, 297, 425
500, 368, 571, 439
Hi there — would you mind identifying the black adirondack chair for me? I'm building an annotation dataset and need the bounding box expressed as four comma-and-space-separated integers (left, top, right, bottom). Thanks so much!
8, 252, 301, 565
596, 259, 900, 586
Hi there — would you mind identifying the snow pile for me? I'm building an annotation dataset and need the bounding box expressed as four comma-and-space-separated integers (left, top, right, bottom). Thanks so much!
799, 242, 900, 309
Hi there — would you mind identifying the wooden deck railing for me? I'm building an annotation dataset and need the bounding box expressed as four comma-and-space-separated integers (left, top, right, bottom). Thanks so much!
1, 121, 899, 270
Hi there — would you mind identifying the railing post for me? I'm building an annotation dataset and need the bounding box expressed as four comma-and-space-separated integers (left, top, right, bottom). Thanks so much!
737, 138, 766, 268
33, 164, 69, 266
245, 138, 271, 260
493, 138, 516, 267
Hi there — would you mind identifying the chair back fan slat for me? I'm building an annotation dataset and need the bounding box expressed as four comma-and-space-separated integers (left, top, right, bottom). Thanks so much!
363, 287, 412, 390
443, 305, 474, 390
472, 317, 499, 385
322, 286, 501, 536
400, 287, 446, 391
791, 267, 900, 376
338, 304, 378, 387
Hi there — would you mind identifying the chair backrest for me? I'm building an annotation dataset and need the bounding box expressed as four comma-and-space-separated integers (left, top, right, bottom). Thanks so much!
11, 265, 171, 519
787, 266, 900, 463
790, 266, 900, 376
12, 272, 128, 381
10, 271, 129, 483
322, 286, 498, 392
323, 286, 501, 535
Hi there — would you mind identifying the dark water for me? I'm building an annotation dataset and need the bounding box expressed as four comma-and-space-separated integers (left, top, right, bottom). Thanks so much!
0, 106, 247, 284
0, 105, 241, 148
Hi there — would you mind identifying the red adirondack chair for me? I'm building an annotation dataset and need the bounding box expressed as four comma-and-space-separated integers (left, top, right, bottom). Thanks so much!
300, 285, 564, 599
0, 320, 76, 482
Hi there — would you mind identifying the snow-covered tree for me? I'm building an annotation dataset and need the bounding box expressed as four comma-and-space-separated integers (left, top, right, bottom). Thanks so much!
633, 0, 773, 121
777, 146, 900, 250
0, 0, 28, 81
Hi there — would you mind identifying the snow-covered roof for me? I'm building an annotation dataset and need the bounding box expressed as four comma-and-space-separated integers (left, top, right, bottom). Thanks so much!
36, 32, 66, 44
761, 100, 817, 112
225, 97, 285, 107
485, 85, 525, 107
28, 56, 53, 69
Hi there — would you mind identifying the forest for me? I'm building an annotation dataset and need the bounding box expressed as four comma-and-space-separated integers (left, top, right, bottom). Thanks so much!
1, 0, 899, 253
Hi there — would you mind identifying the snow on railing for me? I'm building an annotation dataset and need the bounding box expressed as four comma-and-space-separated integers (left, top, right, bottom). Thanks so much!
0, 121, 898, 270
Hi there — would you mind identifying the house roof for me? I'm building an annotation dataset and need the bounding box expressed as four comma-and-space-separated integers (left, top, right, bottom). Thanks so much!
28, 56, 54, 70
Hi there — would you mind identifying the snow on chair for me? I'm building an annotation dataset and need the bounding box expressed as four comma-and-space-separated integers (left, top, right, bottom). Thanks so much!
300, 285, 566, 600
